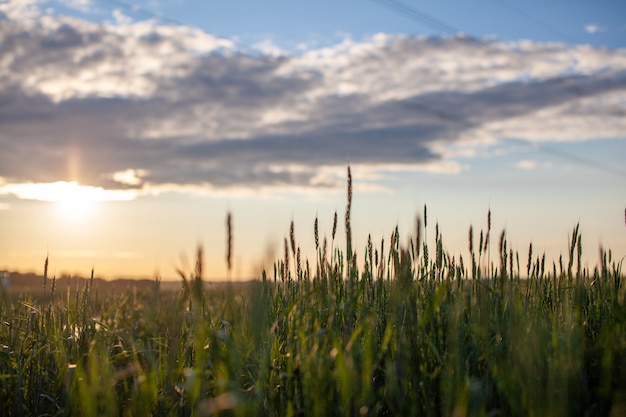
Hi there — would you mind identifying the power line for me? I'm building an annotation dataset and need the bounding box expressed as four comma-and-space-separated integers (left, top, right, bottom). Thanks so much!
395, 98, 626, 178
366, 0, 626, 179
367, 0, 489, 49
484, 0, 581, 44
367, 0, 460, 36
395, 97, 626, 179
534, 143, 626, 179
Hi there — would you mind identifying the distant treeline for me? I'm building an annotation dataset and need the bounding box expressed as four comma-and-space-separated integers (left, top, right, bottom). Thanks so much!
2, 271, 157, 291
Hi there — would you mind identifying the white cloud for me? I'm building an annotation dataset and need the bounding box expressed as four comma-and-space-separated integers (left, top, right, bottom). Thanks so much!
585, 24, 602, 34
251, 39, 288, 57
0, 0, 41, 20
516, 160, 537, 170
1, 9, 625, 196
112, 9, 133, 26
0, 182, 137, 202
0, 11, 235, 102
515, 160, 552, 171
110, 169, 147, 186
60, 0, 93, 13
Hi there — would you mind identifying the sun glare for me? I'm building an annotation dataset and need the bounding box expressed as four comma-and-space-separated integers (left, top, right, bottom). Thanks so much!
1, 181, 136, 220
55, 190, 95, 219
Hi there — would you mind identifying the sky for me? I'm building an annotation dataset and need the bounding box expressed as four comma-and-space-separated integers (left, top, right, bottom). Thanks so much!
1, 0, 625, 281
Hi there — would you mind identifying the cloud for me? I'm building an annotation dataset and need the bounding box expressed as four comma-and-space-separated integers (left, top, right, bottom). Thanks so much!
110, 169, 147, 186
1, 5, 625, 199
516, 160, 536, 170
59, 0, 93, 13
515, 160, 552, 170
0, 0, 41, 20
251, 38, 289, 57
0, 181, 137, 202
112, 9, 133, 26
584, 24, 603, 34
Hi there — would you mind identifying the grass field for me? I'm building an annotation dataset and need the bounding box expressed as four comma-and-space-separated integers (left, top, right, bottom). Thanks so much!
1, 169, 625, 416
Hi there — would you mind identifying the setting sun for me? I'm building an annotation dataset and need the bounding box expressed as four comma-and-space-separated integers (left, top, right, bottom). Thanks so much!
55, 190, 95, 220
0, 181, 136, 220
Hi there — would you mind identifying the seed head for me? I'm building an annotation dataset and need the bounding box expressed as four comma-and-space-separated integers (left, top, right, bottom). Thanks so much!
226, 212, 232, 272
290, 220, 296, 258
416, 216, 421, 249
297, 247, 301, 280
314, 215, 319, 250
284, 237, 289, 280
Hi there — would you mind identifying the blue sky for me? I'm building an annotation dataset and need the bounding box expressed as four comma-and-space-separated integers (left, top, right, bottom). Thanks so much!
0, 0, 624, 279
50, 0, 626, 50
187, 0, 625, 48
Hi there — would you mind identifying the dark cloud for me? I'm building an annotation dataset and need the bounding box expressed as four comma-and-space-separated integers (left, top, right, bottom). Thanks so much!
39, 23, 85, 48
1, 9, 625, 196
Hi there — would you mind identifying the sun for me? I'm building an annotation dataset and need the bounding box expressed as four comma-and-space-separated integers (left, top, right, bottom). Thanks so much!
40, 181, 95, 220
47, 182, 137, 219
55, 191, 95, 220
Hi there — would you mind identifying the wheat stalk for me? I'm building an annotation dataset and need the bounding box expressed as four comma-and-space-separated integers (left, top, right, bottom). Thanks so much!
226, 211, 232, 277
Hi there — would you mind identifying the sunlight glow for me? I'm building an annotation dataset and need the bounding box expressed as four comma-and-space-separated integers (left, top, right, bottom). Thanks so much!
0, 181, 137, 218
1, 181, 137, 202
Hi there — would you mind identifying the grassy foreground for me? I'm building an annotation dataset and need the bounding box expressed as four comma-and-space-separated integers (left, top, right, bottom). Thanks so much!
1, 171, 625, 417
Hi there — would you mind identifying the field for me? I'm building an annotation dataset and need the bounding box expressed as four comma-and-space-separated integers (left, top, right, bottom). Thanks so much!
1, 171, 625, 417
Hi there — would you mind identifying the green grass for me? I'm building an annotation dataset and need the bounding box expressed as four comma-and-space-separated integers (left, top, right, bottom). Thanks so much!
1, 170, 625, 416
